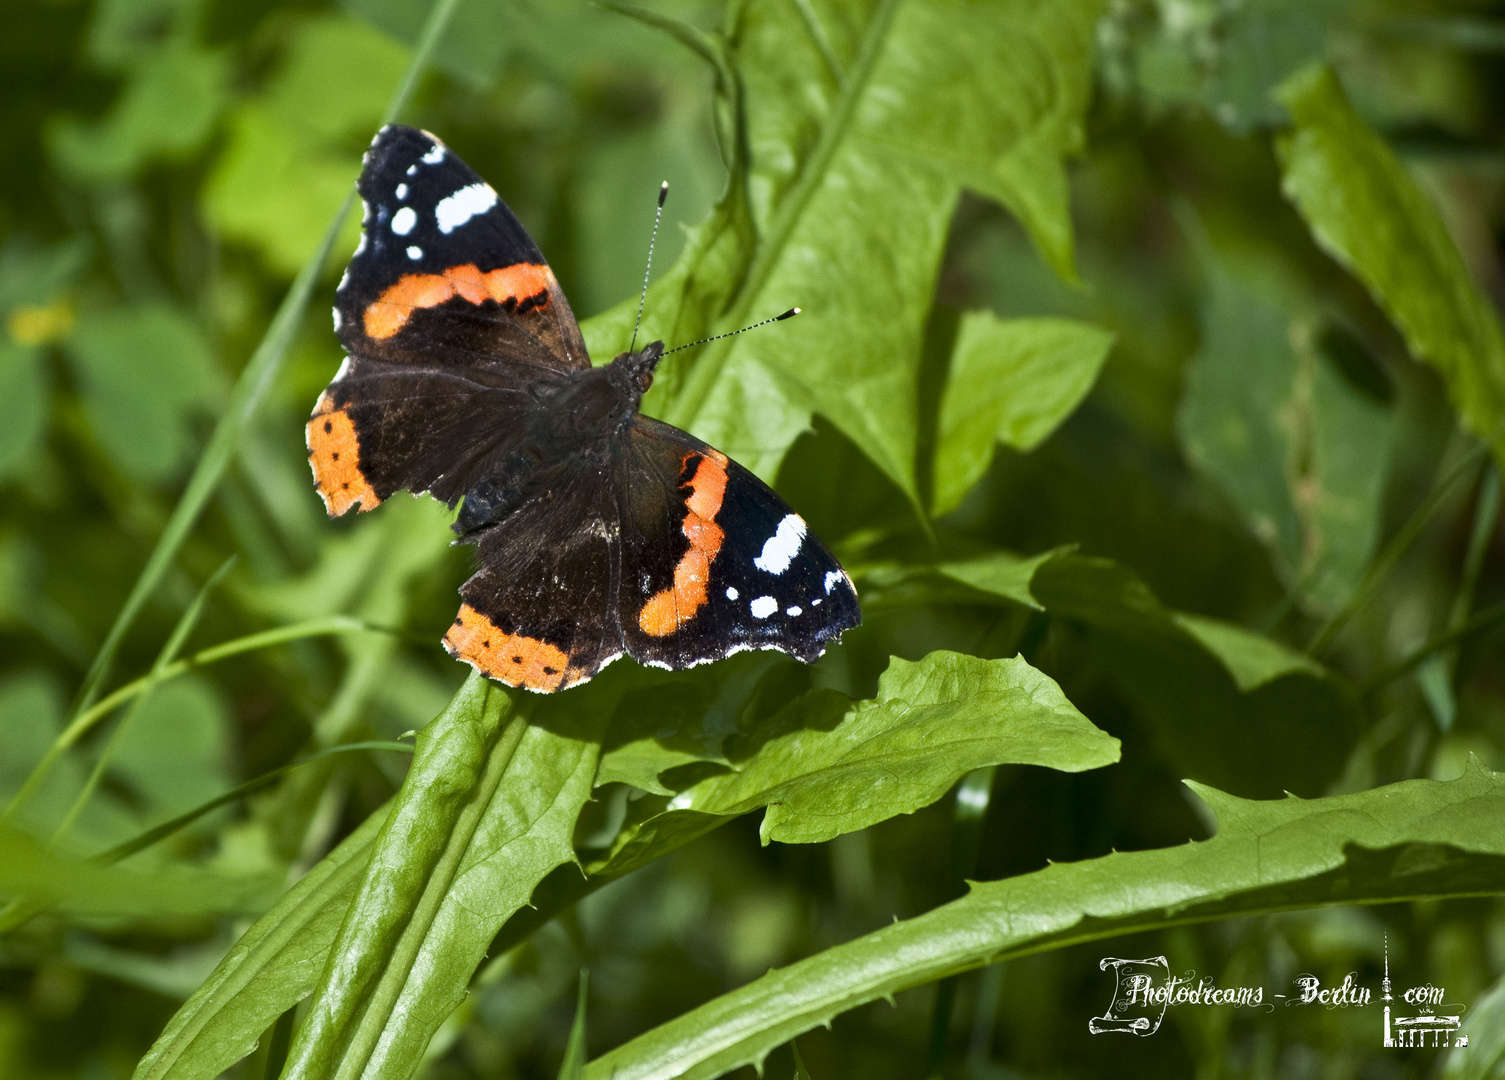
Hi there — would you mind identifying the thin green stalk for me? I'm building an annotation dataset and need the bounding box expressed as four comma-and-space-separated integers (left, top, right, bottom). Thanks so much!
1308, 441, 1488, 656
97, 741, 413, 867
924, 766, 996, 1077
52, 558, 236, 848
61, 0, 466, 745
1360, 601, 1505, 696
0, 741, 410, 938
1450, 463, 1500, 633
2, 616, 385, 828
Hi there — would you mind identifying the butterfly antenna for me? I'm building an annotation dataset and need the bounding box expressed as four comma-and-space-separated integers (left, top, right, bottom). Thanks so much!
629, 181, 669, 353
664, 308, 801, 356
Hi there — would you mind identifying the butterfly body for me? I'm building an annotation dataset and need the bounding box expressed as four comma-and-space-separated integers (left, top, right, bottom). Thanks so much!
309, 125, 859, 692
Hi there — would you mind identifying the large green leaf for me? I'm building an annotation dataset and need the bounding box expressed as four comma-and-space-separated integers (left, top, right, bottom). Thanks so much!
590, 0, 1100, 507
1276, 65, 1505, 466
281, 673, 609, 1080
933, 312, 1113, 515
587, 759, 1505, 1080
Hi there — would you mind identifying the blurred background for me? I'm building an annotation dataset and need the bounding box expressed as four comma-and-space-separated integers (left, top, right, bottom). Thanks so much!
2, 0, 1504, 1076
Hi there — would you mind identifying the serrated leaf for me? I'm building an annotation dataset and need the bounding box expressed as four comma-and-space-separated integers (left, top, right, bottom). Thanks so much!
587, 759, 1505, 1080
666, 651, 1117, 845
1276, 65, 1505, 467
933, 314, 1112, 514
618, 0, 1102, 507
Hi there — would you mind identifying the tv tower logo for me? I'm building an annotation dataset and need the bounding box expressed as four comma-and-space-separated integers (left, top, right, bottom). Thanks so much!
1382, 935, 1467, 1049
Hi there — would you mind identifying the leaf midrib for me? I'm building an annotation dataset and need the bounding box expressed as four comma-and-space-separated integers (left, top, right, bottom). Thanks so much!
666, 0, 905, 429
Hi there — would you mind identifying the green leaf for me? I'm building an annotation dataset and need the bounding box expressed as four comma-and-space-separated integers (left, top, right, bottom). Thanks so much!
935, 547, 1067, 610
65, 304, 216, 483
576, 650, 1112, 898
923, 549, 1356, 795
626, 0, 1101, 508
282, 673, 609, 1080
50, 39, 228, 181
587, 759, 1505, 1080
933, 313, 1113, 515
203, 16, 408, 276
1276, 65, 1505, 467
0, 339, 48, 478
1169, 613, 1325, 692
69, 0, 465, 817
1442, 966, 1505, 1079
1175, 250, 1391, 610
109, 675, 233, 823
619, 652, 1117, 846
130, 806, 388, 1080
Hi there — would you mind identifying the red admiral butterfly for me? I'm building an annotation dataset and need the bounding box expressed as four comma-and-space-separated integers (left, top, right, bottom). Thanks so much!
308, 125, 860, 692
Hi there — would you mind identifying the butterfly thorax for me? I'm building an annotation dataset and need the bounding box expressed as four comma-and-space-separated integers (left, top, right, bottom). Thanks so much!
451, 342, 663, 535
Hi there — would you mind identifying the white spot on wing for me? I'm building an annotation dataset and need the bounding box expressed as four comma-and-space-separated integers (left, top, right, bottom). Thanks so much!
435, 182, 498, 234
812, 598, 823, 606
823, 570, 843, 594
421, 143, 445, 164
406, 164, 417, 176
334, 356, 352, 381
749, 595, 777, 619
406, 245, 423, 260
331, 308, 341, 332
391, 206, 417, 235
395, 183, 408, 200
353, 233, 367, 256
753, 514, 806, 574
338, 269, 350, 291
726, 587, 739, 600
786, 605, 802, 617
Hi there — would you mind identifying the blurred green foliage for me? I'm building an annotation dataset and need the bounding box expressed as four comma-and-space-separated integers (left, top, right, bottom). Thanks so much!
2, 0, 1505, 1078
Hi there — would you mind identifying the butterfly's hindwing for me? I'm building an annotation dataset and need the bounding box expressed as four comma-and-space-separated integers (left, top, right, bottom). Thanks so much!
616, 417, 860, 670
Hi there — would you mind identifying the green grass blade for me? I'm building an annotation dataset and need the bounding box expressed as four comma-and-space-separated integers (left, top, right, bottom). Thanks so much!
558, 969, 589, 1080
62, 0, 468, 740
51, 557, 236, 846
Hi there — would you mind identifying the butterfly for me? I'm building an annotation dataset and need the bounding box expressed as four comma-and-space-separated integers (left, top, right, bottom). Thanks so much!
308, 124, 860, 692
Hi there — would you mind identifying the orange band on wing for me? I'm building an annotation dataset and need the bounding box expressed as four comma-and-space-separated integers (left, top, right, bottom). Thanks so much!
363, 262, 553, 340
306, 398, 380, 516
639, 450, 730, 637
444, 604, 582, 692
